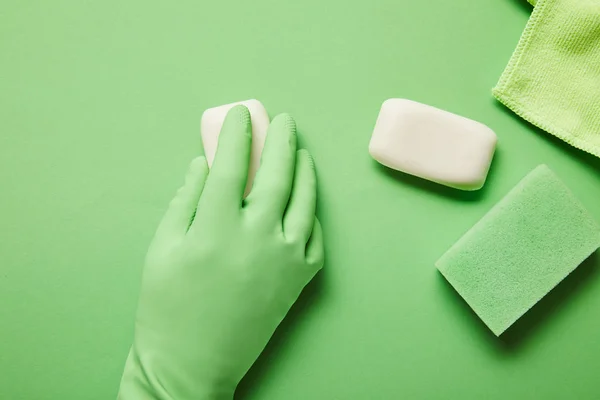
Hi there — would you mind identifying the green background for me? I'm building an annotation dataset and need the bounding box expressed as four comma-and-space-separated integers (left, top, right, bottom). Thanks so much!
2, 0, 600, 398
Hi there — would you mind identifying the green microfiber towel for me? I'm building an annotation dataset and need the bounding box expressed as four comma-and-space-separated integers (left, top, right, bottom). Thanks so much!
436, 165, 600, 336
493, 0, 600, 158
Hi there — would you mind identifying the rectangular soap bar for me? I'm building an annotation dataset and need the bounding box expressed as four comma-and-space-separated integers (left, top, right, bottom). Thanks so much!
201, 99, 269, 196
369, 99, 497, 190
436, 165, 600, 336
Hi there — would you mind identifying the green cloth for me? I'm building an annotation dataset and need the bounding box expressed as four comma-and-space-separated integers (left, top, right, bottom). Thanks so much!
493, 0, 600, 158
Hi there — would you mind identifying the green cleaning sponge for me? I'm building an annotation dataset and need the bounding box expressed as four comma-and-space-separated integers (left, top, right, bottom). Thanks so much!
436, 165, 600, 336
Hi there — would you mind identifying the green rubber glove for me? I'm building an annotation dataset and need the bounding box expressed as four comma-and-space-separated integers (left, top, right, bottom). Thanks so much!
118, 105, 324, 399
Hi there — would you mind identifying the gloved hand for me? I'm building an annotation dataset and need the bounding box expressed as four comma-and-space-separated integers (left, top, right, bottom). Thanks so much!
118, 105, 324, 400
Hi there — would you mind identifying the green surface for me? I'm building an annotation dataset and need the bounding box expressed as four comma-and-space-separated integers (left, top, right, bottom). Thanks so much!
1, 1, 600, 399
437, 165, 600, 336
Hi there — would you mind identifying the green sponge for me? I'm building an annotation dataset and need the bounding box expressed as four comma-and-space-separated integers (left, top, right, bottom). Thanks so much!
436, 165, 600, 336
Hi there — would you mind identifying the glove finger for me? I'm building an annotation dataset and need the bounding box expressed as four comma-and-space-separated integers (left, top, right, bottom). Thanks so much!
283, 149, 317, 243
305, 217, 325, 271
245, 113, 297, 220
202, 105, 252, 208
156, 156, 209, 240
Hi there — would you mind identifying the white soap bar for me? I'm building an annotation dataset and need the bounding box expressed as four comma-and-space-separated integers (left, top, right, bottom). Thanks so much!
201, 99, 269, 196
369, 99, 497, 191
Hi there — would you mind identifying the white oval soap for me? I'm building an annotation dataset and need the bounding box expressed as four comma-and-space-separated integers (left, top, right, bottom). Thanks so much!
369, 99, 497, 191
201, 99, 269, 196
